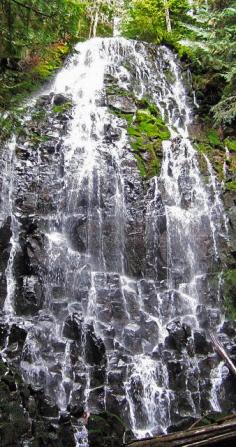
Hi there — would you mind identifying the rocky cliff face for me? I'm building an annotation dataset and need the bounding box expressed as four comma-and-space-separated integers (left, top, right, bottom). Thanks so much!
0, 38, 235, 447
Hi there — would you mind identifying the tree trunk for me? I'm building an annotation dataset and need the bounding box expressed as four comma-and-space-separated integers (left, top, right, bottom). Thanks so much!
163, 0, 172, 32
3, 0, 14, 55
126, 415, 236, 447
92, 2, 100, 38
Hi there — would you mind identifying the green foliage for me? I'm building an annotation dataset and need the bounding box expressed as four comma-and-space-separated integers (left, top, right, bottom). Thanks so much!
207, 130, 221, 146
224, 137, 236, 152
0, 42, 69, 111
122, 0, 236, 131
52, 101, 72, 114
122, 0, 190, 43
225, 180, 236, 191
180, 0, 236, 127
0, 1, 117, 113
0, 109, 25, 143
0, 0, 86, 58
211, 96, 236, 126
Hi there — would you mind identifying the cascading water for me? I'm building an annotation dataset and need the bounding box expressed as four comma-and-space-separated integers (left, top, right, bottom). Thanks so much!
0, 37, 234, 445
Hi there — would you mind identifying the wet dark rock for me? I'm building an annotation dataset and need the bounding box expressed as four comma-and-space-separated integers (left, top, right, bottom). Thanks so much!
36, 94, 53, 107
107, 95, 137, 113
88, 412, 127, 447
167, 360, 187, 390
38, 395, 59, 417
16, 275, 43, 315
194, 332, 212, 355
196, 305, 209, 329
53, 93, 68, 106
63, 313, 83, 340
26, 231, 46, 272
0, 357, 69, 447
198, 356, 218, 378
85, 323, 106, 365
42, 140, 56, 154
104, 122, 122, 141
0, 40, 235, 447
0, 323, 8, 348
0, 217, 12, 308
166, 320, 191, 351
221, 320, 236, 337
168, 416, 196, 433
123, 323, 142, 353
58, 417, 75, 447
68, 217, 87, 252
67, 403, 84, 418
8, 324, 27, 347
6, 324, 27, 364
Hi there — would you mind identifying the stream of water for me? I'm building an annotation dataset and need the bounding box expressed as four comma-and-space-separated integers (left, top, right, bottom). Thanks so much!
0, 37, 230, 444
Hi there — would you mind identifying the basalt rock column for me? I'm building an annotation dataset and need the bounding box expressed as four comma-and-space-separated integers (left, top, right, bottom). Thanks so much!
0, 38, 235, 447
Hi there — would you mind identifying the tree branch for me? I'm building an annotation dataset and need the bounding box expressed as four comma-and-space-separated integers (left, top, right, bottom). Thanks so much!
209, 332, 236, 378
10, 0, 55, 18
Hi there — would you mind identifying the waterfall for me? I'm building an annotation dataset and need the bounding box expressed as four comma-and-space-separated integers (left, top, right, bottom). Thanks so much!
0, 37, 233, 445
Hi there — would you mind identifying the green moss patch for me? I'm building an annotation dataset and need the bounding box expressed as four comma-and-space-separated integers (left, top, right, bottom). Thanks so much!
224, 138, 236, 152
0, 43, 69, 117
191, 125, 236, 184
88, 411, 131, 447
207, 130, 221, 147
196, 142, 226, 182
127, 106, 170, 178
52, 101, 72, 114
107, 89, 170, 179
223, 269, 236, 320
225, 180, 236, 191
0, 43, 71, 145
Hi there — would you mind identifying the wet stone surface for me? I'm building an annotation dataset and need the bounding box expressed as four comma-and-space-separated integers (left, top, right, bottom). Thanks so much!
0, 38, 235, 447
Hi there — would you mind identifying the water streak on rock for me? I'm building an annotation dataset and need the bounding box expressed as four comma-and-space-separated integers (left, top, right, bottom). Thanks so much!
0, 37, 234, 446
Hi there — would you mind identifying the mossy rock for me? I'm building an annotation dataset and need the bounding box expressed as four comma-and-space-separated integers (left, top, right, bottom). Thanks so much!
110, 109, 134, 126
0, 43, 69, 113
207, 130, 222, 147
31, 110, 47, 122
225, 180, 236, 191
197, 142, 212, 154
106, 85, 133, 99
163, 67, 176, 84
224, 138, 236, 152
129, 107, 170, 178
88, 411, 130, 447
196, 142, 226, 181
134, 109, 170, 140
223, 269, 236, 320
106, 85, 170, 179
52, 101, 72, 114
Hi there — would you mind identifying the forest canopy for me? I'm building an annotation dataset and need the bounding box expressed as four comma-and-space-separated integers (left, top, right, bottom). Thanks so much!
0, 0, 116, 59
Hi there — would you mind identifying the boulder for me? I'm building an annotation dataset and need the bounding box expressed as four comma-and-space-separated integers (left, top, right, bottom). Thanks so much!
85, 323, 106, 365
107, 94, 137, 113
88, 412, 128, 447
53, 93, 68, 106
194, 331, 212, 355
63, 313, 83, 341
166, 320, 191, 351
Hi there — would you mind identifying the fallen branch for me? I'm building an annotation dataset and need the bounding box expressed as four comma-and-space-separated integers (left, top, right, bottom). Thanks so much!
126, 415, 236, 447
209, 332, 236, 378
